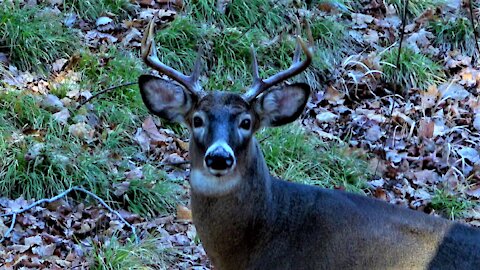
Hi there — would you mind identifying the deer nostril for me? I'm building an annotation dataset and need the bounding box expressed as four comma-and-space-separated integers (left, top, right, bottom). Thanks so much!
205, 152, 235, 171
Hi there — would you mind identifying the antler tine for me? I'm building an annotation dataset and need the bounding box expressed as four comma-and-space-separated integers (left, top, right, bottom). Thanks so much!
141, 19, 204, 96
243, 21, 314, 102
250, 44, 260, 81
293, 18, 302, 63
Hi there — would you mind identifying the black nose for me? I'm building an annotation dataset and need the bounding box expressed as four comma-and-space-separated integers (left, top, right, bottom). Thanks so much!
205, 149, 235, 171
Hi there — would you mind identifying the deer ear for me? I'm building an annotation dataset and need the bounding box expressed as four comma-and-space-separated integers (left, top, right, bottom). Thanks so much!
139, 75, 196, 123
253, 83, 310, 127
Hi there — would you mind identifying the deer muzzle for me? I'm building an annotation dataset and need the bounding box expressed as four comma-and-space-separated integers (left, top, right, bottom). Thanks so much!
204, 141, 236, 176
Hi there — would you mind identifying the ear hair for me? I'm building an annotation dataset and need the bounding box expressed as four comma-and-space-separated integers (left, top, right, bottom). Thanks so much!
254, 83, 310, 127
138, 75, 196, 124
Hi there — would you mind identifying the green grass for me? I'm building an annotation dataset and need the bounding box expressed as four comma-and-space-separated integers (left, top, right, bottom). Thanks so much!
90, 234, 170, 269
0, 91, 177, 216
152, 0, 350, 90
62, 0, 132, 21
381, 47, 445, 91
431, 189, 472, 220
121, 165, 177, 218
76, 48, 143, 103
188, 0, 285, 31
429, 17, 475, 55
259, 124, 369, 193
386, 0, 445, 17
0, 4, 80, 73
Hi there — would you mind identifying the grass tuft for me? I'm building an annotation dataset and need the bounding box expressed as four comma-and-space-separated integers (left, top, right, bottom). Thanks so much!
386, 0, 445, 17
382, 47, 445, 91
259, 124, 369, 193
90, 234, 170, 269
431, 189, 472, 220
0, 4, 80, 73
121, 165, 177, 218
0, 91, 176, 216
77, 48, 143, 103
429, 17, 475, 55
62, 0, 132, 21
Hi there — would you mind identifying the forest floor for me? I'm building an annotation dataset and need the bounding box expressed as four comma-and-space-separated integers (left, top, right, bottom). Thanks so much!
1, 0, 479, 269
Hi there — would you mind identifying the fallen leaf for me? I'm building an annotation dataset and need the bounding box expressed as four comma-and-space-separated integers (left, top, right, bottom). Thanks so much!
418, 118, 434, 138
439, 82, 470, 101
176, 205, 192, 221
458, 147, 479, 163
315, 111, 338, 123
52, 108, 70, 125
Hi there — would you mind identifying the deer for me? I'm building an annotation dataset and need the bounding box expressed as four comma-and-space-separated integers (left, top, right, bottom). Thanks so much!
138, 20, 480, 269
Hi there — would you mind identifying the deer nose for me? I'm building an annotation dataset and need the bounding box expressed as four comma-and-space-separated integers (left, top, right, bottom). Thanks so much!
204, 142, 236, 173
204, 149, 235, 171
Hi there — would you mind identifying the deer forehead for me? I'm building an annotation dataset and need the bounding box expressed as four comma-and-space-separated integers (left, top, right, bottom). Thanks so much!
195, 92, 251, 116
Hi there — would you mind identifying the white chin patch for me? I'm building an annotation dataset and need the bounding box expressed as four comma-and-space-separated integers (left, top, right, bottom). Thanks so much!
190, 169, 241, 197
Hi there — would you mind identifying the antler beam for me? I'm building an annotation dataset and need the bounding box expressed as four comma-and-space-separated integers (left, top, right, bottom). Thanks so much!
243, 20, 314, 102
141, 19, 204, 96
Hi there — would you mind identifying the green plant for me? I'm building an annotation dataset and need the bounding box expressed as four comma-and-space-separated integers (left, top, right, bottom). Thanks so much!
90, 234, 170, 269
187, 0, 285, 31
386, 0, 445, 17
154, 16, 205, 76
0, 4, 80, 72
77, 48, 143, 103
120, 165, 177, 217
0, 91, 177, 217
259, 124, 369, 193
429, 17, 475, 55
381, 47, 445, 91
431, 189, 472, 220
62, 0, 131, 21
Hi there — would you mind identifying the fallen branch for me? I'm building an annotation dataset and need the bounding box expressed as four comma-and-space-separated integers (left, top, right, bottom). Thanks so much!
76, 82, 136, 109
0, 186, 139, 244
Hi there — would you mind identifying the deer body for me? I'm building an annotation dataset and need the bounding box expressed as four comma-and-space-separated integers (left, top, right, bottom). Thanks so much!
138, 20, 480, 269
187, 93, 480, 270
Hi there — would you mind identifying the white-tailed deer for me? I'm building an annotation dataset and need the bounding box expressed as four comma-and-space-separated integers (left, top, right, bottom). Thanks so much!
138, 20, 480, 269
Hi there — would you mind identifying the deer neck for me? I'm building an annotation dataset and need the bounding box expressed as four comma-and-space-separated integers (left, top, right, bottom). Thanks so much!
190, 137, 272, 204
189, 138, 273, 263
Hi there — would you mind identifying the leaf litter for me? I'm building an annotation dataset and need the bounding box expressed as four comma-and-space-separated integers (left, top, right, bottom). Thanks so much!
1, 0, 480, 269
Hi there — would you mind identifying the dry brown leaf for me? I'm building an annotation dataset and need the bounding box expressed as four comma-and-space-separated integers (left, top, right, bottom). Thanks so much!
421, 85, 439, 109
466, 185, 480, 198
142, 116, 169, 144
176, 205, 192, 221
418, 118, 434, 138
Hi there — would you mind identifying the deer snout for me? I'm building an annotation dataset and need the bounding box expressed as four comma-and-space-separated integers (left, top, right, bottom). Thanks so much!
204, 141, 236, 175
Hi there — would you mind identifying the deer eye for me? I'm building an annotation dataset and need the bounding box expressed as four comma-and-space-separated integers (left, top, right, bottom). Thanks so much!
193, 116, 204, 128
239, 118, 251, 130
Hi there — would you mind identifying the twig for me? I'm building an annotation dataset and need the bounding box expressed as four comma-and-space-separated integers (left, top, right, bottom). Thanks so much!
468, 0, 480, 63
375, 0, 409, 177
392, 0, 409, 102
76, 82, 136, 110
158, 160, 191, 167
0, 186, 139, 244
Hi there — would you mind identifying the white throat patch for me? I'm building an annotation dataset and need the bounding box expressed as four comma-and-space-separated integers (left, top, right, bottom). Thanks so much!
190, 169, 241, 196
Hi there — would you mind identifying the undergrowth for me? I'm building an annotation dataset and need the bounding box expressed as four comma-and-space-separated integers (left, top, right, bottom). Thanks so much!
382, 47, 445, 91
0, 4, 80, 73
429, 17, 475, 55
386, 0, 445, 17
0, 91, 177, 217
90, 234, 170, 269
259, 124, 369, 193
62, 0, 132, 21
431, 189, 472, 220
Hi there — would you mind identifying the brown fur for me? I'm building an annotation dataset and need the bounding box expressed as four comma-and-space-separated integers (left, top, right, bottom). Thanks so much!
138, 76, 480, 270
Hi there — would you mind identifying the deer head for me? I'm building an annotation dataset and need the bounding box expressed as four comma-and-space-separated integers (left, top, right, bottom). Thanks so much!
138, 20, 313, 196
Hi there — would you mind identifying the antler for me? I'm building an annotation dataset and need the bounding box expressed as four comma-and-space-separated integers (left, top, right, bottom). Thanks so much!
243, 20, 314, 102
141, 19, 204, 96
